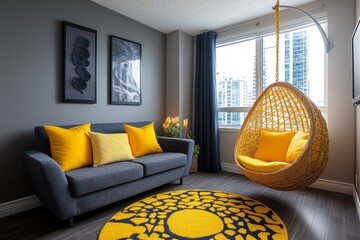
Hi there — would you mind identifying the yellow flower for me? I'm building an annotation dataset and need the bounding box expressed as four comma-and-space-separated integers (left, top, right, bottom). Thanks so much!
183, 119, 188, 129
162, 117, 171, 129
171, 117, 179, 124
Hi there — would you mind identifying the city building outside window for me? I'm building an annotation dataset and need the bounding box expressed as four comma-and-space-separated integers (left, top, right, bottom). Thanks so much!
216, 23, 327, 128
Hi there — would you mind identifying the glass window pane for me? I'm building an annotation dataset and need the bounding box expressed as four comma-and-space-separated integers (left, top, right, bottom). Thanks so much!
216, 40, 256, 108
263, 24, 326, 106
216, 22, 327, 128
218, 112, 248, 127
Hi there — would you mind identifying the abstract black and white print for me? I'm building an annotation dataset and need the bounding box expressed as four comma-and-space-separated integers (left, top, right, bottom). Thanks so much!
110, 36, 141, 105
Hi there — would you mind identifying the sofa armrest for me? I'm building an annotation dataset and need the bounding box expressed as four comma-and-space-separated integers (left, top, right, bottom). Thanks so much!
157, 136, 194, 176
23, 151, 79, 220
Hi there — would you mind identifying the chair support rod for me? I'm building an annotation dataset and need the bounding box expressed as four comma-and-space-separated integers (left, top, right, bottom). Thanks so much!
273, 5, 333, 53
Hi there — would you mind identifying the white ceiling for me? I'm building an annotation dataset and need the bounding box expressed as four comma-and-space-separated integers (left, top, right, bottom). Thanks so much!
90, 0, 317, 36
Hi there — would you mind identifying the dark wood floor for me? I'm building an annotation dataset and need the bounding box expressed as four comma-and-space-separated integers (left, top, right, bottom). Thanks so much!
1, 171, 360, 240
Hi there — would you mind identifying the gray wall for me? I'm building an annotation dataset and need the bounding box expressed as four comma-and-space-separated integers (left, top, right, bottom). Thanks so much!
179, 31, 193, 126
355, 0, 360, 201
0, 0, 166, 203
166, 32, 180, 117
166, 31, 193, 124
324, 0, 354, 184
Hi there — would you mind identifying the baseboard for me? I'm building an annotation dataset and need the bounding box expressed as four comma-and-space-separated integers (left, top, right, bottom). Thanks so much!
0, 195, 42, 219
310, 178, 353, 194
221, 162, 242, 174
221, 162, 354, 194
353, 187, 360, 222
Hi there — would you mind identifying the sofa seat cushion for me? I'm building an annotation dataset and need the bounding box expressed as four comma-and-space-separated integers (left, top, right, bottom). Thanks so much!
65, 161, 143, 197
133, 152, 187, 176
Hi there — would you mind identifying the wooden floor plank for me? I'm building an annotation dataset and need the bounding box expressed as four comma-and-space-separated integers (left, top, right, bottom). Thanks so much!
327, 216, 345, 240
0, 171, 359, 240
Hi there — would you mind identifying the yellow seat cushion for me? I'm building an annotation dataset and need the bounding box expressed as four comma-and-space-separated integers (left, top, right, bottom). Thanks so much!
89, 132, 135, 167
44, 123, 92, 171
284, 131, 309, 163
238, 155, 290, 173
254, 131, 296, 162
124, 122, 163, 157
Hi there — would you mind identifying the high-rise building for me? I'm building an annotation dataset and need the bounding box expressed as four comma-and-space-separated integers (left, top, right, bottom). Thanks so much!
262, 30, 309, 96
216, 72, 250, 125
284, 30, 309, 95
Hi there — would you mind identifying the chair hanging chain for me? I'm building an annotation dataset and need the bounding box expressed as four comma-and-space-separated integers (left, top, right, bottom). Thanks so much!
275, 0, 280, 83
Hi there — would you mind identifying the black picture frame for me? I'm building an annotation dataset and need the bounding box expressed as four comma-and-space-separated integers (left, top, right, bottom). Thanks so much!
62, 21, 97, 103
110, 35, 142, 105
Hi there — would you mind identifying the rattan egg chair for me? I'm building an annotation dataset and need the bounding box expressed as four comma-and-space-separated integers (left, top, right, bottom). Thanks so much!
234, 81, 329, 190
234, 1, 329, 191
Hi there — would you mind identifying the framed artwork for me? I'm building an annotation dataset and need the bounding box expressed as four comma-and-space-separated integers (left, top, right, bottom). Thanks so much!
62, 21, 97, 103
110, 35, 142, 105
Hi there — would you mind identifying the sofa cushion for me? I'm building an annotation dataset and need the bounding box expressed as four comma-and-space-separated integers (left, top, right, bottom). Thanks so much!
89, 132, 134, 167
44, 123, 93, 171
34, 122, 151, 157
65, 161, 143, 197
124, 122, 163, 157
133, 152, 187, 176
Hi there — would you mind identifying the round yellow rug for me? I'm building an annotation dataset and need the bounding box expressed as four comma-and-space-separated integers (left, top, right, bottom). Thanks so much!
98, 190, 288, 240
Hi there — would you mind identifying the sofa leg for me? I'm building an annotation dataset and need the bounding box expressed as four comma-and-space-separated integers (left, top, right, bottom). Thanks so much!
179, 178, 183, 185
66, 217, 74, 228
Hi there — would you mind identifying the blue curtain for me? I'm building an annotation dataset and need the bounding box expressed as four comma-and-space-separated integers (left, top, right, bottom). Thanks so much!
194, 31, 221, 173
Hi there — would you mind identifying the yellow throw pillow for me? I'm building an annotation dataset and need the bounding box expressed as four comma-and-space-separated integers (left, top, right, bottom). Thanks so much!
124, 122, 163, 158
254, 131, 296, 162
238, 155, 289, 173
44, 123, 92, 171
89, 132, 135, 167
284, 131, 309, 163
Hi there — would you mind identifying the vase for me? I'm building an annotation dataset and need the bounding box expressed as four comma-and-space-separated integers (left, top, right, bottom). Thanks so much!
190, 155, 198, 173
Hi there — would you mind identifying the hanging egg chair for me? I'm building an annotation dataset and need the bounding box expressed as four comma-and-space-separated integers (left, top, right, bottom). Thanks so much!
233, 1, 329, 191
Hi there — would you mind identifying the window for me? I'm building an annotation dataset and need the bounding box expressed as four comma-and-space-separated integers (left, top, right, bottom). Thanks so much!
216, 23, 327, 128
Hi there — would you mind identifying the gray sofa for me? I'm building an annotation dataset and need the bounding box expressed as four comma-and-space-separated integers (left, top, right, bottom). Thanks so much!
23, 122, 194, 227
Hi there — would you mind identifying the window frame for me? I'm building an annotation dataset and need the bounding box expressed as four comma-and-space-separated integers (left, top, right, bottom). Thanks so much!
217, 20, 328, 130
